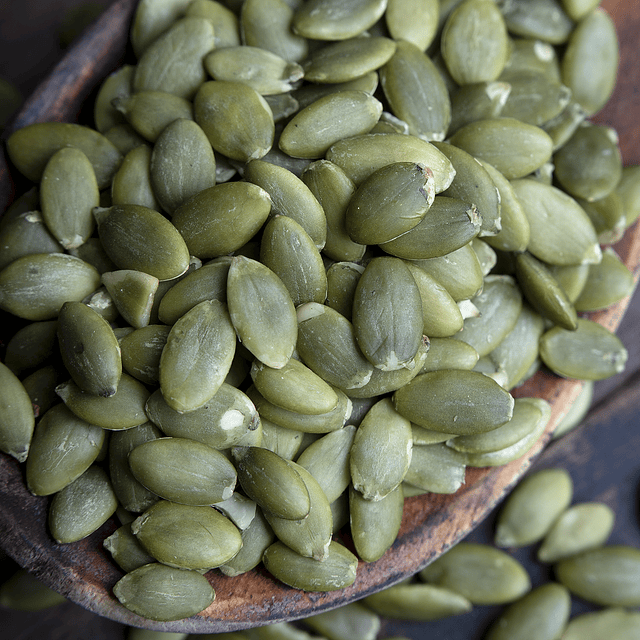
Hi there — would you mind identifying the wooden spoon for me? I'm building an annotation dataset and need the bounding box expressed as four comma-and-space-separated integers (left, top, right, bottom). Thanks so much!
0, 0, 639, 633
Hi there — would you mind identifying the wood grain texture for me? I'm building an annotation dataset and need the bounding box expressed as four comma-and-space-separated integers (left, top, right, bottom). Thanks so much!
0, 0, 639, 633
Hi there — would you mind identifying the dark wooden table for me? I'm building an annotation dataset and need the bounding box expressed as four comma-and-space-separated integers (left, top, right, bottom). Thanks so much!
0, 1, 639, 638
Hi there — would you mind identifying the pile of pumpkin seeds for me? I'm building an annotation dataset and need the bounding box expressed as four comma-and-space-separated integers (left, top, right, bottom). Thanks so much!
0, 0, 639, 624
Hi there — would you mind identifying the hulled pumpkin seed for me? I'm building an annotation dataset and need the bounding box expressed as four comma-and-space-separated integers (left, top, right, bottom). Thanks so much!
500, 0, 574, 44
0, 362, 34, 462
420, 542, 531, 605
112, 563, 215, 622
103, 523, 156, 573
561, 607, 640, 640
385, 0, 439, 51
555, 545, 640, 607
403, 441, 467, 493
292, 0, 386, 40
495, 468, 573, 547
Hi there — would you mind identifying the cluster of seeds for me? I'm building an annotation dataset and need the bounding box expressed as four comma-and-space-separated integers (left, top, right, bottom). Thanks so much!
0, 0, 639, 625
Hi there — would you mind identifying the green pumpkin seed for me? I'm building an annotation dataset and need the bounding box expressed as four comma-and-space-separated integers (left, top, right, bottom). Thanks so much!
403, 442, 466, 493
49, 465, 118, 543
6, 122, 122, 189
103, 523, 156, 573
380, 40, 451, 142
345, 162, 435, 245
263, 461, 333, 561
280, 90, 382, 159
350, 398, 413, 500
227, 256, 297, 369
574, 248, 635, 312
296, 302, 374, 390
232, 446, 310, 520
260, 418, 304, 461
0, 362, 36, 462
132, 500, 242, 570
410, 242, 484, 301
56, 372, 150, 430
150, 118, 216, 215
21, 365, 61, 419
102, 270, 160, 329
119, 325, 170, 385
303, 602, 380, 640
325, 262, 363, 321
109, 421, 162, 513
578, 191, 626, 245
541, 98, 588, 151
129, 437, 237, 506
363, 582, 472, 621
448, 80, 511, 135
379, 195, 481, 260
260, 215, 327, 306
241, 0, 309, 64
561, 8, 618, 115
555, 545, 640, 607
562, 607, 640, 640
552, 380, 593, 439
352, 257, 424, 371
262, 540, 358, 591
500, 0, 573, 44
129, 0, 193, 56
103, 123, 146, 156
112, 563, 215, 621
538, 502, 615, 563
93, 64, 134, 134
510, 179, 600, 266
205, 46, 303, 96
133, 17, 214, 98
186, 0, 240, 48
539, 317, 628, 380
94, 204, 190, 281
292, 0, 386, 40
173, 183, 271, 259
483, 582, 571, 640
495, 468, 573, 547
448, 117, 553, 180
111, 145, 160, 211
303, 37, 397, 84
393, 369, 514, 435
247, 384, 351, 434
385, 0, 439, 51
159, 299, 236, 412
349, 484, 404, 562
293, 72, 379, 110
0, 210, 63, 272
26, 404, 105, 496
194, 80, 274, 162
326, 132, 456, 192
411, 423, 458, 446
68, 237, 117, 275
146, 384, 259, 450
251, 357, 339, 416
441, 0, 509, 85
420, 337, 479, 372
477, 158, 531, 253
0, 253, 100, 321
219, 508, 275, 577
419, 542, 531, 605
616, 165, 640, 227
554, 123, 622, 202
40, 147, 99, 249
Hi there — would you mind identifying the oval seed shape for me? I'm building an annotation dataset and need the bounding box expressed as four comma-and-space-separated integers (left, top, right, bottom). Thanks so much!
150, 118, 216, 215
484, 582, 571, 640
539, 318, 628, 381
495, 468, 573, 548
350, 398, 413, 500
555, 546, 640, 607
393, 369, 514, 435
145, 385, 259, 450
345, 162, 435, 245
131, 501, 242, 570
538, 502, 615, 563
94, 204, 190, 281
352, 257, 424, 371
227, 256, 297, 369
40, 147, 99, 249
26, 403, 105, 496
280, 90, 383, 159
194, 80, 274, 162
48, 466, 118, 543
0, 253, 100, 321
129, 437, 237, 506
263, 540, 358, 591
113, 563, 215, 621
292, 0, 386, 40
562, 607, 640, 640
419, 542, 531, 605
233, 446, 310, 520
57, 301, 122, 398
0, 361, 36, 462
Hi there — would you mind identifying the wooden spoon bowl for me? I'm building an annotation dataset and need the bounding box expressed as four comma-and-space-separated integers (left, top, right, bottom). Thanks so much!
0, 0, 639, 633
